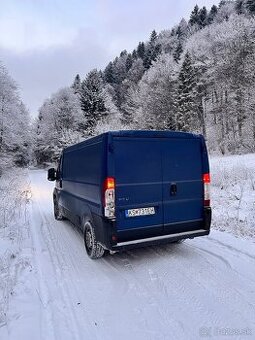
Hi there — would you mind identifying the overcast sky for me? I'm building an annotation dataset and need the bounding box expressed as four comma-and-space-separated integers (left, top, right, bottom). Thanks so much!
0, 0, 217, 117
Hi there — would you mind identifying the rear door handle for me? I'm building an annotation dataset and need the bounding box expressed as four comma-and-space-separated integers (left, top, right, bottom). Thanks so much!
170, 183, 177, 196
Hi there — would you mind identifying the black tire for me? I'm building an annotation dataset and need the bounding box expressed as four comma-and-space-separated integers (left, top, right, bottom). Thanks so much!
84, 221, 105, 259
53, 197, 65, 220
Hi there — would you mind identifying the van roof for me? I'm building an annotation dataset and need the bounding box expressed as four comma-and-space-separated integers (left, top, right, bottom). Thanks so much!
64, 130, 202, 152
106, 130, 200, 139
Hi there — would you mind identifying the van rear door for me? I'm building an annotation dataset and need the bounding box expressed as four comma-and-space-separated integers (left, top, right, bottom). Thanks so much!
161, 137, 203, 233
113, 137, 163, 240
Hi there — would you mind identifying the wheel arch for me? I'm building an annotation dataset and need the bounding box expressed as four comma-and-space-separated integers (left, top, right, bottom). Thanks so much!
80, 206, 94, 233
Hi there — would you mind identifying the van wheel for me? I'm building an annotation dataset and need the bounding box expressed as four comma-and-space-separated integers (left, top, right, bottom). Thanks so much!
84, 222, 105, 259
53, 197, 65, 220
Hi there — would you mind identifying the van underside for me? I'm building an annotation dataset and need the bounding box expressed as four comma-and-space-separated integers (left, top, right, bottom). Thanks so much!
112, 228, 210, 252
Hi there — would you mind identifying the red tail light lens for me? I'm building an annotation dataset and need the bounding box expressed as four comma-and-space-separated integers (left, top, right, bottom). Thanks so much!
203, 173, 210, 183
203, 173, 211, 207
104, 177, 115, 190
103, 177, 115, 219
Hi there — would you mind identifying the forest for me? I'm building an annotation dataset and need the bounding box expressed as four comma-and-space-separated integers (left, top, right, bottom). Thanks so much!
1, 0, 255, 170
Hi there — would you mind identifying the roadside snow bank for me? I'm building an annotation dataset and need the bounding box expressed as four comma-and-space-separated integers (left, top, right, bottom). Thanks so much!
0, 169, 31, 331
210, 153, 255, 240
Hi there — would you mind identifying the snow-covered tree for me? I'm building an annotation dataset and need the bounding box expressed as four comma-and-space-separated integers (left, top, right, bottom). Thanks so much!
245, 0, 255, 14
129, 54, 178, 130
187, 13, 255, 153
137, 42, 146, 60
176, 52, 198, 131
34, 87, 82, 164
198, 6, 208, 28
104, 61, 115, 84
143, 30, 161, 69
94, 84, 124, 134
207, 5, 218, 24
189, 5, 200, 26
79, 69, 106, 136
71, 74, 81, 94
0, 62, 31, 171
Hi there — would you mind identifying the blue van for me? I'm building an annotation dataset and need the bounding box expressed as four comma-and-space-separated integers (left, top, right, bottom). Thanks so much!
48, 130, 211, 259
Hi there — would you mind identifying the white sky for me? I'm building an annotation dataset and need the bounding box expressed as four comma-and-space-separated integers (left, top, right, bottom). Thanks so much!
0, 0, 217, 116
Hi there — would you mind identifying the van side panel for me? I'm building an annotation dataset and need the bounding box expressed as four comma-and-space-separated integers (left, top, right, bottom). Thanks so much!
61, 139, 104, 225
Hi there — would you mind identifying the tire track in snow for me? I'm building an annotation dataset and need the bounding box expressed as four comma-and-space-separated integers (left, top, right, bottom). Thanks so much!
185, 243, 233, 269
33, 201, 93, 340
123, 242, 255, 334
187, 239, 255, 285
163, 241, 255, 326
207, 236, 255, 261
102, 251, 164, 339
147, 245, 224, 328
184, 241, 255, 316
29, 201, 56, 340
41, 213, 109, 339
104, 247, 192, 339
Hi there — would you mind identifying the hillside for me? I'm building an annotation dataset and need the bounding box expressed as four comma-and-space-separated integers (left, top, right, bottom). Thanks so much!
34, 0, 255, 165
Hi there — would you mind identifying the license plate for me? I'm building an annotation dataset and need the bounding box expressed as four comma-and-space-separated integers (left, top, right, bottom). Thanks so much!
125, 207, 155, 218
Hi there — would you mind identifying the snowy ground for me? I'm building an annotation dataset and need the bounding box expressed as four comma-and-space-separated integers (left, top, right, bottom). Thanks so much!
210, 154, 255, 239
0, 155, 255, 340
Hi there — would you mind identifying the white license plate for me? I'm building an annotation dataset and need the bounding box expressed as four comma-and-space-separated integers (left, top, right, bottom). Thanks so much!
125, 207, 155, 218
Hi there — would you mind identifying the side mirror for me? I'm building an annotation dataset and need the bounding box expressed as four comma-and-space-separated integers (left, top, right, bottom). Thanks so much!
47, 168, 56, 181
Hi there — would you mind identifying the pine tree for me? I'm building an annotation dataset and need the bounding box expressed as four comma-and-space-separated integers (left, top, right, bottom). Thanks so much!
79, 69, 106, 136
177, 52, 198, 131
198, 7, 208, 28
126, 53, 133, 72
143, 50, 152, 70
120, 50, 127, 58
219, 0, 227, 8
132, 49, 138, 59
104, 62, 115, 84
150, 30, 158, 44
126, 58, 145, 83
207, 5, 218, 24
245, 0, 255, 13
113, 54, 128, 85
13, 102, 31, 166
71, 74, 81, 94
137, 42, 145, 60
189, 5, 200, 26
173, 41, 183, 63
120, 58, 145, 125
176, 18, 188, 39
143, 30, 161, 69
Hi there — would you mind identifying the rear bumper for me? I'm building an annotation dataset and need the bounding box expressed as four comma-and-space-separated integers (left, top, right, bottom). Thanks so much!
111, 228, 209, 251
97, 207, 212, 251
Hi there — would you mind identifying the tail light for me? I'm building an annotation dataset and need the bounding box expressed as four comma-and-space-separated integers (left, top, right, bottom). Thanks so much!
103, 177, 115, 219
203, 173, 210, 207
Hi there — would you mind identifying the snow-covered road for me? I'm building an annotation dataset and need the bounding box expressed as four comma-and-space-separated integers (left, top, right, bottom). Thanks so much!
3, 170, 255, 340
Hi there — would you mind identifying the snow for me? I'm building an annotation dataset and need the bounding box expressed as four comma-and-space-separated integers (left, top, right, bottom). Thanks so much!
210, 153, 255, 239
0, 155, 255, 340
